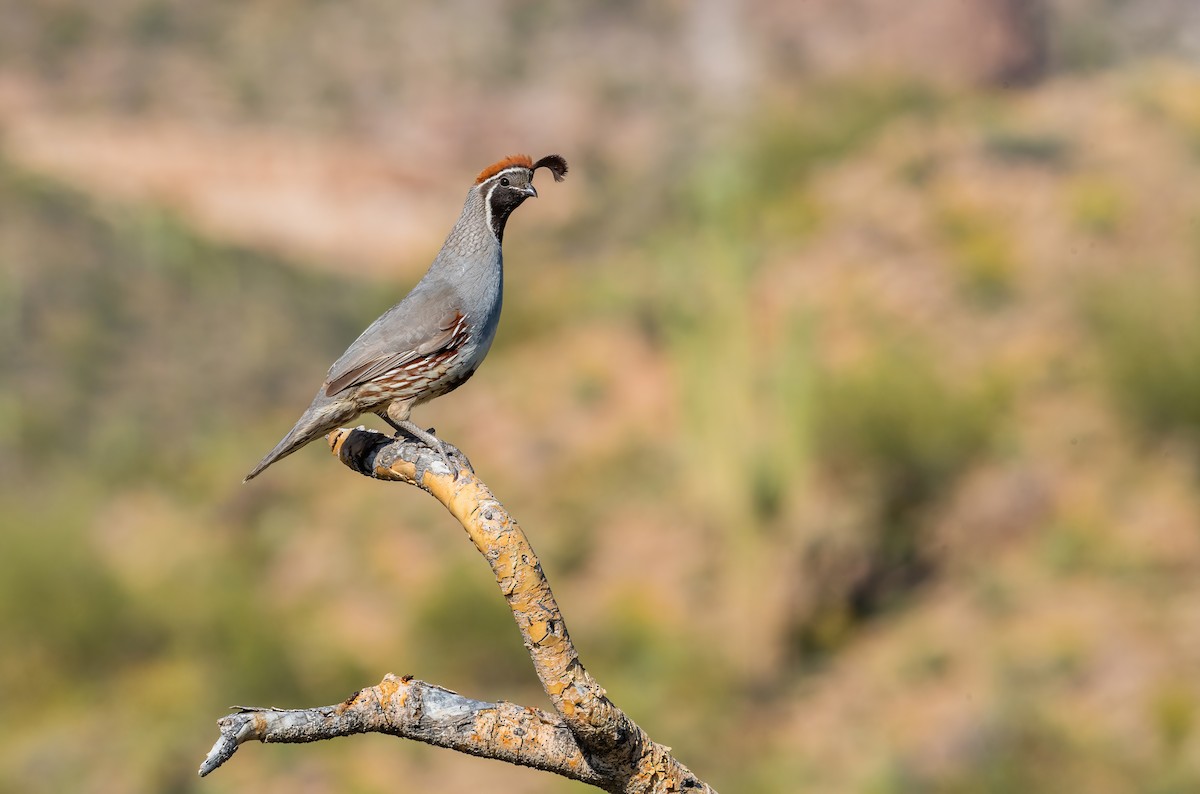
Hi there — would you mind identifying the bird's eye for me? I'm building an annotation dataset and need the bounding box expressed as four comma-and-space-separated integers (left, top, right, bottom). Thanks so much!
500, 177, 510, 186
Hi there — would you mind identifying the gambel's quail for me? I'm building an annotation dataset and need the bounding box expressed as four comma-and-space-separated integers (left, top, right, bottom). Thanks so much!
244, 153, 568, 482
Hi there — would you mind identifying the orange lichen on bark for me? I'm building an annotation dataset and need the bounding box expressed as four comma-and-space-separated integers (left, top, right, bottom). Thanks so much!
250, 713, 269, 734
376, 674, 403, 703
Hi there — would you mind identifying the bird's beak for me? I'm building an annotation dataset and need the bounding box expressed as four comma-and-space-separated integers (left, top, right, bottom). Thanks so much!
523, 184, 538, 199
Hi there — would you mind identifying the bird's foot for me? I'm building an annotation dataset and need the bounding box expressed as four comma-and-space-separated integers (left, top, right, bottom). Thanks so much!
388, 420, 472, 480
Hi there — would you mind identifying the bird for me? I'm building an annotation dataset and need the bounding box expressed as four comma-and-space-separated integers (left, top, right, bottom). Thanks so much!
243, 153, 568, 482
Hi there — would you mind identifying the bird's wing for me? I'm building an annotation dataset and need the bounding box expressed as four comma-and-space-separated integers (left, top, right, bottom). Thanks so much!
323, 302, 467, 397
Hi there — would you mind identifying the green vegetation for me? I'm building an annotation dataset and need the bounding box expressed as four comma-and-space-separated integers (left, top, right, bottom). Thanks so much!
814, 345, 1005, 545
1087, 276, 1200, 456
1068, 178, 1128, 236
936, 203, 1021, 306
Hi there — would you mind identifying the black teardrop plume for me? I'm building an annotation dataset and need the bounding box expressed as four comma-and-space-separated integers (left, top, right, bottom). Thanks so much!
532, 154, 568, 182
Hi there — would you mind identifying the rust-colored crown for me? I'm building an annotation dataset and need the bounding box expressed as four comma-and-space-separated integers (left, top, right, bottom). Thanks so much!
475, 155, 534, 184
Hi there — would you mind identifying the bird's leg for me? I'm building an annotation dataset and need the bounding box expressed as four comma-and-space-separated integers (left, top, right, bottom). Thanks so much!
384, 417, 467, 480
381, 402, 472, 479
379, 414, 407, 437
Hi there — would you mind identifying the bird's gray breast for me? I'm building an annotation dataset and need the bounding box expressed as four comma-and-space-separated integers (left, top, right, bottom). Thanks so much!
413, 249, 503, 403
448, 256, 504, 380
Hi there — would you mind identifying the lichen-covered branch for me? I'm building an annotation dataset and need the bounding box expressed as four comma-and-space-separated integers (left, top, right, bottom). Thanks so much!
201, 427, 715, 793
199, 674, 605, 786
328, 428, 713, 793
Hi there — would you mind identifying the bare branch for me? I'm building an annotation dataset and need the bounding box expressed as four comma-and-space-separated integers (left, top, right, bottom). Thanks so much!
201, 427, 716, 793
199, 674, 606, 786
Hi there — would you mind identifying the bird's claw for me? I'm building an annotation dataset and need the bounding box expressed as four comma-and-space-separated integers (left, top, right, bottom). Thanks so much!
431, 436, 477, 480
386, 420, 471, 481
436, 444, 458, 481
413, 445, 458, 483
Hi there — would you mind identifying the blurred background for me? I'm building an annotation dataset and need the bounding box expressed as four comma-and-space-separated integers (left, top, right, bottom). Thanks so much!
3, 1, 1200, 791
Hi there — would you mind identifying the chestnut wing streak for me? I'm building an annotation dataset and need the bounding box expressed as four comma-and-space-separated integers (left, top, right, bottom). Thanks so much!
324, 309, 469, 397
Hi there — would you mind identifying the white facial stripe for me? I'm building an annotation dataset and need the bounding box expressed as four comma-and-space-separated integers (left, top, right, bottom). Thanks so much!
482, 166, 531, 185
481, 167, 532, 241
483, 182, 498, 239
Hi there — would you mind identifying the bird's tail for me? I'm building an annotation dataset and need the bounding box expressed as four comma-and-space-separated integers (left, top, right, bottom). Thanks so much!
243, 396, 358, 482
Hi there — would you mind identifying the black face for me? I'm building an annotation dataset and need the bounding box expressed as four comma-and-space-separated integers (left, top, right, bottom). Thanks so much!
484, 169, 535, 242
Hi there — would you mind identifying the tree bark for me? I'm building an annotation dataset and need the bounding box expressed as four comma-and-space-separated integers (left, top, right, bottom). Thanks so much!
200, 427, 715, 794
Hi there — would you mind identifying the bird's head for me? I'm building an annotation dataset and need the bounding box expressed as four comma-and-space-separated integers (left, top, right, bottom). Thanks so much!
474, 154, 568, 242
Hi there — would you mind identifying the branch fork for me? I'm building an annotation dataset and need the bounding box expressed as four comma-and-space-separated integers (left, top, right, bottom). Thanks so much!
201, 427, 714, 793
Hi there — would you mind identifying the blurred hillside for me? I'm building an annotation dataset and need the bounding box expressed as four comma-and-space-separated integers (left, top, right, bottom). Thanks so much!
4, 2, 1200, 793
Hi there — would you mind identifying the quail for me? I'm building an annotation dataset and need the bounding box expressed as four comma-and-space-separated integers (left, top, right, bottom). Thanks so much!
244, 153, 568, 482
